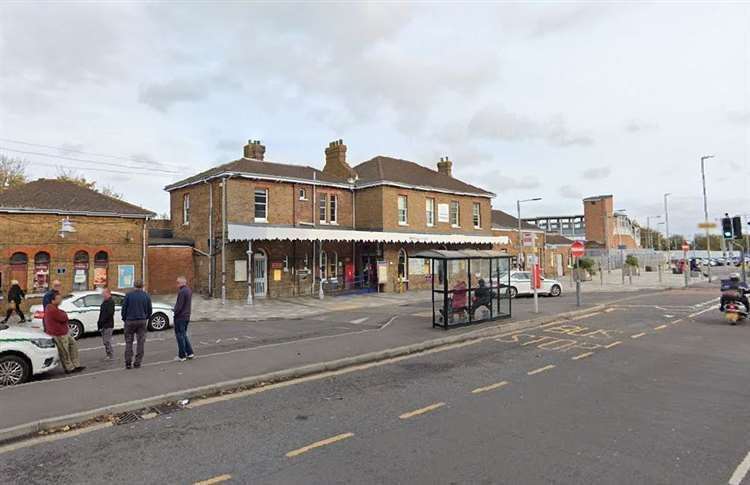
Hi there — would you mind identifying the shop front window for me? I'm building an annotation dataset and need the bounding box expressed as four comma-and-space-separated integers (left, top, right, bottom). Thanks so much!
73, 250, 89, 291
94, 251, 109, 288
33, 252, 50, 292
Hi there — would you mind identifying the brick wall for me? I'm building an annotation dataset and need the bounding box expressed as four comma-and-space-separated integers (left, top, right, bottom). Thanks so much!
0, 213, 146, 295
148, 246, 195, 294
583, 196, 613, 246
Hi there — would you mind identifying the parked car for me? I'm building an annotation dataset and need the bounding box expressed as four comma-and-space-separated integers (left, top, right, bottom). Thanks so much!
504, 271, 562, 298
0, 324, 59, 386
28, 291, 174, 340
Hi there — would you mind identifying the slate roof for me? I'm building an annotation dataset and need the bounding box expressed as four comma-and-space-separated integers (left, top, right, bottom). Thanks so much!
545, 234, 575, 245
0, 179, 154, 217
491, 210, 542, 231
165, 158, 349, 191
353, 156, 493, 197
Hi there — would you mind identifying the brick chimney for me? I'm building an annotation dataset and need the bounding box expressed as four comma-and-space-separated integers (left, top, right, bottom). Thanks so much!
243, 140, 265, 160
323, 139, 357, 180
437, 156, 453, 177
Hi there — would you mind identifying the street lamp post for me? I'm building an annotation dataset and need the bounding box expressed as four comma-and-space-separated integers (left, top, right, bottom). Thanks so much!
657, 221, 666, 283
664, 193, 672, 267
701, 155, 715, 282
516, 197, 542, 270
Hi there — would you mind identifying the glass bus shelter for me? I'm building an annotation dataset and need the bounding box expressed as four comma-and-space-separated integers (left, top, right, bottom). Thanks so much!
413, 250, 512, 329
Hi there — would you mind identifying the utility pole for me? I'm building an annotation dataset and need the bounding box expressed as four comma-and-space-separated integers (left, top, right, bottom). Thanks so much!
516, 197, 542, 270
664, 193, 671, 267
701, 155, 715, 282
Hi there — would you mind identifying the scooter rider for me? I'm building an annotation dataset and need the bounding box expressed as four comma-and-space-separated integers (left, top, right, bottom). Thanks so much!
720, 273, 749, 312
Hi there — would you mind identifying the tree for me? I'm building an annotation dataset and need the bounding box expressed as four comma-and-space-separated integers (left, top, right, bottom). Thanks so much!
692, 234, 724, 251
638, 225, 666, 250
100, 185, 123, 200
667, 234, 686, 250
56, 166, 96, 190
0, 154, 28, 191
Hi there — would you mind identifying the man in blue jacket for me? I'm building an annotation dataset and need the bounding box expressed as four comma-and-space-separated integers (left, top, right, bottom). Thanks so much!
121, 280, 152, 369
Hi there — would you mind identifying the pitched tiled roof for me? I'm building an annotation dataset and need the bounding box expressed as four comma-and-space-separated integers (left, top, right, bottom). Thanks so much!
491, 210, 541, 231
545, 234, 575, 245
353, 156, 494, 197
0, 179, 154, 217
165, 158, 349, 191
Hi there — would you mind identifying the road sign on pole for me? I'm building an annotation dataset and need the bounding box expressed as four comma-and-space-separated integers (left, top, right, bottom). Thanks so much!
681, 242, 690, 252
571, 241, 585, 258
697, 222, 717, 230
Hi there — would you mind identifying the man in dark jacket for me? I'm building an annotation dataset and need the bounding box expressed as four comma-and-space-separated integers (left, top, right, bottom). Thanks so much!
121, 280, 152, 369
42, 280, 62, 332
2, 280, 26, 323
97, 288, 116, 360
173, 276, 194, 361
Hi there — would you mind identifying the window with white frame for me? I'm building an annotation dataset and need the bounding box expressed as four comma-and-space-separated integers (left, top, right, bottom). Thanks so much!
450, 201, 460, 227
472, 203, 481, 228
182, 193, 190, 225
426, 198, 435, 227
254, 188, 268, 222
299, 188, 307, 200
329, 194, 338, 224
319, 193, 327, 224
398, 195, 408, 225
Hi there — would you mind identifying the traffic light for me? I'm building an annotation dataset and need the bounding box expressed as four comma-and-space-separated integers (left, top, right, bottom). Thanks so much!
733, 216, 743, 240
722, 216, 733, 239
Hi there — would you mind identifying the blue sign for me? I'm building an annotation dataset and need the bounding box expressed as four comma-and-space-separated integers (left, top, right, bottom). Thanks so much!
117, 265, 135, 289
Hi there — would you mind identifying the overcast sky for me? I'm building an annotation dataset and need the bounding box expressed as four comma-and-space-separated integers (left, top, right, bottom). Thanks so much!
1, 2, 748, 237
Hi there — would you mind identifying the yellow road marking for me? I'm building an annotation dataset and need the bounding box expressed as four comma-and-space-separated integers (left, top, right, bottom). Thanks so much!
527, 364, 556, 376
571, 352, 594, 360
672, 318, 684, 324
399, 402, 446, 419
472, 381, 509, 394
286, 433, 354, 458
604, 308, 616, 313
575, 312, 603, 320
604, 341, 622, 349
194, 475, 232, 485
521, 336, 556, 346
631, 332, 646, 339
654, 324, 668, 330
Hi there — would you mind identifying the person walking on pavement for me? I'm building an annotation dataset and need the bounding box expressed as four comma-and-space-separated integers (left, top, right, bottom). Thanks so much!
2, 280, 26, 323
121, 280, 152, 369
173, 276, 194, 361
97, 288, 116, 360
45, 290, 85, 373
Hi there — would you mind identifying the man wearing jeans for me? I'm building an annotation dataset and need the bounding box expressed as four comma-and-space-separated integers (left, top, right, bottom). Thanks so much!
120, 280, 152, 369
173, 276, 194, 361
97, 288, 115, 360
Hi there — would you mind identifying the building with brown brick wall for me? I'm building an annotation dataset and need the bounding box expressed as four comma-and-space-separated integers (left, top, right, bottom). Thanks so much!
0, 179, 154, 302
164, 139, 504, 301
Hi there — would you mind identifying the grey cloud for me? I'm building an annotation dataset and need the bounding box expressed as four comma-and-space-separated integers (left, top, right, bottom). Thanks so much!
468, 107, 594, 147
582, 167, 611, 180
532, 5, 613, 37
558, 184, 582, 199
727, 110, 750, 124
138, 76, 240, 112
625, 120, 658, 133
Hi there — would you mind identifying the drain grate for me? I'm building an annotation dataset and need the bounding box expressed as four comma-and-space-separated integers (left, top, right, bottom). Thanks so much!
114, 412, 141, 425
149, 402, 182, 415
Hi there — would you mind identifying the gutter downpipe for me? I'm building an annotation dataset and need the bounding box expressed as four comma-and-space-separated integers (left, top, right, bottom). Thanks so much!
142, 216, 149, 290
221, 176, 228, 305
208, 181, 213, 297
312, 172, 316, 297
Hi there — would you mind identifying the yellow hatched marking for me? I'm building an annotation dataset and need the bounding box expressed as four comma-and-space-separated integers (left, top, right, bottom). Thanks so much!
654, 324, 668, 330
194, 475, 232, 485
571, 352, 594, 360
604, 341, 622, 349
286, 433, 354, 458
472, 381, 509, 394
399, 402, 446, 419
631, 332, 646, 339
527, 364, 556, 376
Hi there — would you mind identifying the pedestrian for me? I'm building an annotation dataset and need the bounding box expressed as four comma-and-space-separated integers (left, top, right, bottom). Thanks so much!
42, 280, 63, 332
173, 276, 194, 361
97, 288, 116, 360
45, 290, 85, 373
121, 280, 152, 369
2, 280, 26, 324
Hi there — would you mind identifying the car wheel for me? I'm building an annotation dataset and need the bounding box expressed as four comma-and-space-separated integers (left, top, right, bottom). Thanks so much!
148, 312, 169, 331
508, 287, 518, 299
549, 285, 562, 297
68, 320, 84, 340
0, 354, 31, 386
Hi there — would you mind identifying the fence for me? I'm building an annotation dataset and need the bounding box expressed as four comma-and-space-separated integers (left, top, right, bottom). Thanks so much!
584, 248, 745, 271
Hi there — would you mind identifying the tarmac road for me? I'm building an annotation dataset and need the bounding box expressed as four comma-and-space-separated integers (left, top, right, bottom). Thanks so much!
4, 286, 749, 485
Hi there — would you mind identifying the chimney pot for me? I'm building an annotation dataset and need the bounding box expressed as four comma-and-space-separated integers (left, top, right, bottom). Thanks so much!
243, 139, 266, 160
437, 156, 453, 177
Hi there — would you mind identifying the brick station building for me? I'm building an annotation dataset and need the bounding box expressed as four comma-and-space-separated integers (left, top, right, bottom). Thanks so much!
165, 140, 506, 301
0, 179, 154, 300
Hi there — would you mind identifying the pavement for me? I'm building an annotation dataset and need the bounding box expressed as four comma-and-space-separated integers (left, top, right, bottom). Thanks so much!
3, 283, 746, 484
1, 288, 640, 441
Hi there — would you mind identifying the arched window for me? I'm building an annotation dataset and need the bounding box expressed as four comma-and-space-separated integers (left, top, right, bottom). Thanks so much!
73, 250, 90, 290
33, 252, 51, 292
328, 251, 337, 280
94, 251, 108, 265
10, 252, 28, 264
398, 248, 408, 281
9, 252, 28, 290
94, 251, 109, 288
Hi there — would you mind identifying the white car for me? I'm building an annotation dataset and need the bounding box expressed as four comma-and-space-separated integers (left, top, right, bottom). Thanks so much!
28, 291, 174, 340
0, 324, 59, 386
505, 271, 563, 298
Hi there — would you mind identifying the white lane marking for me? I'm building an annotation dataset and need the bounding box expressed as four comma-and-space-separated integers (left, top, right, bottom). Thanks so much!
79, 338, 165, 352
571, 352, 594, 361
472, 381, 509, 394
688, 305, 720, 319
729, 450, 750, 485
631, 332, 646, 339
527, 364, 556, 376
350, 317, 369, 324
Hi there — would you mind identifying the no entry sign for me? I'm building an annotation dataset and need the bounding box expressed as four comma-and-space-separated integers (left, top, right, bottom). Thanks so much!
571, 241, 585, 258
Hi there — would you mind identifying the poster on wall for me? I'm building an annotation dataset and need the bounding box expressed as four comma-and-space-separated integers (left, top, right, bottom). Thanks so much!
408, 257, 428, 276
73, 269, 86, 284
117, 265, 135, 289
438, 203, 450, 223
377, 260, 388, 283
94, 267, 108, 287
